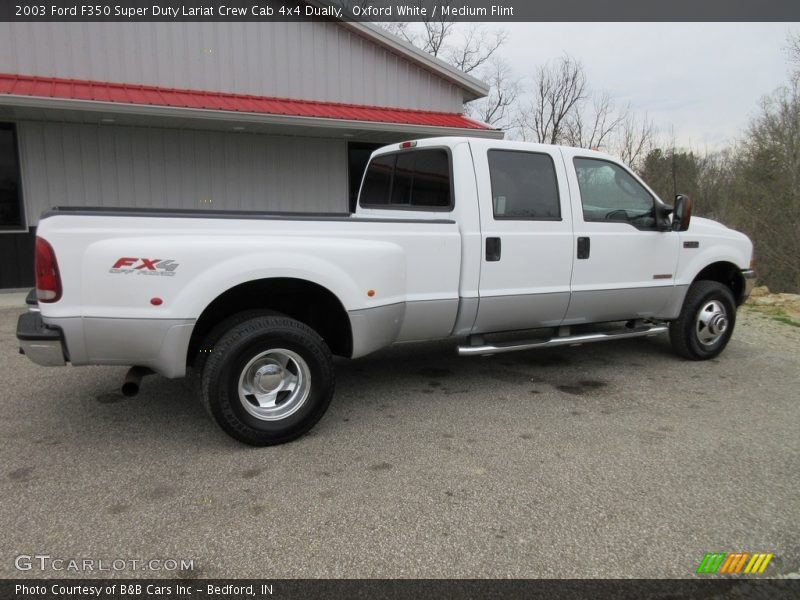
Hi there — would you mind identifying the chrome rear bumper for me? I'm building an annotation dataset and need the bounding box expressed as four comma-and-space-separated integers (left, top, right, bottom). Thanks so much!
17, 311, 67, 367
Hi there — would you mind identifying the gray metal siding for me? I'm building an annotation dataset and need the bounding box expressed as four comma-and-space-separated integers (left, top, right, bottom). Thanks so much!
0, 22, 465, 113
18, 121, 347, 224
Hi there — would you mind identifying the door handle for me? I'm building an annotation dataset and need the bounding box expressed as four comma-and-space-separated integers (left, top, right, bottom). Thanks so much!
577, 237, 590, 259
486, 237, 501, 261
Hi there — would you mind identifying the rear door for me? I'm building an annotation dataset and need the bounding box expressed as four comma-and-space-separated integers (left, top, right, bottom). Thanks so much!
562, 149, 680, 324
471, 140, 574, 333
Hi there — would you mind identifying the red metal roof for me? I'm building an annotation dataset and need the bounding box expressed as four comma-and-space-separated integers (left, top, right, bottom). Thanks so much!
0, 73, 493, 131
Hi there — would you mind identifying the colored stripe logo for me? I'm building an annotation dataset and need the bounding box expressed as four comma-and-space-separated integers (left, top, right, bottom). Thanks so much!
696, 552, 773, 574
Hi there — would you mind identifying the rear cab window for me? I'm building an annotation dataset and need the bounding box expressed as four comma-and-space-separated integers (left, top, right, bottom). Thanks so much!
359, 148, 453, 211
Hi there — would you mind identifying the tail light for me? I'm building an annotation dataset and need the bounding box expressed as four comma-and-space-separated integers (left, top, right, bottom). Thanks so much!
35, 237, 62, 303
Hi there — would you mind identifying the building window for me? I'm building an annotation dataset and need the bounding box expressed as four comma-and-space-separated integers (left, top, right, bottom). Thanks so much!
359, 148, 453, 210
0, 124, 24, 231
348, 142, 385, 213
488, 150, 561, 220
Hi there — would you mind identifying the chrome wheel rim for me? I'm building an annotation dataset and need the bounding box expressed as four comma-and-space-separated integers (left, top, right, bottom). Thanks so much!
237, 348, 311, 421
696, 300, 729, 346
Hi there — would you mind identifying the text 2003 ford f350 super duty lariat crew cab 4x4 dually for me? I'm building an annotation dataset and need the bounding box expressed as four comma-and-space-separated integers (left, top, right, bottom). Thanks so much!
17, 137, 755, 445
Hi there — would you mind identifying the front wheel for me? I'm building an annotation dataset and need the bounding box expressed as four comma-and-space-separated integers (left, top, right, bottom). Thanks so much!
201, 315, 335, 446
669, 280, 736, 360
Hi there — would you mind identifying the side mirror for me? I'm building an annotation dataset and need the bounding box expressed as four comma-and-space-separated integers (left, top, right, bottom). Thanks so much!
672, 194, 692, 232
655, 203, 674, 231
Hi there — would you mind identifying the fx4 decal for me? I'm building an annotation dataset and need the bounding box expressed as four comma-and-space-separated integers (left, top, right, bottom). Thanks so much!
110, 257, 180, 276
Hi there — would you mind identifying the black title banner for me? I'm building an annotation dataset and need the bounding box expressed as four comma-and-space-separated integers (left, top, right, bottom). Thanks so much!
4, 579, 800, 600
3, 0, 799, 22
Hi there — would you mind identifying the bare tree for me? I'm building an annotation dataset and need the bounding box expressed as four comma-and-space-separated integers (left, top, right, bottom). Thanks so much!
446, 25, 507, 74
382, 19, 505, 71
788, 30, 800, 81
380, 6, 457, 59
564, 92, 627, 150
464, 56, 521, 129
737, 77, 800, 291
379, 21, 411, 42
613, 111, 656, 172
516, 55, 587, 144
788, 31, 799, 64
378, 19, 513, 128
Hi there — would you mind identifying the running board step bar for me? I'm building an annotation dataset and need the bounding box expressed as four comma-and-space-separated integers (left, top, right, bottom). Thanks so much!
457, 324, 669, 357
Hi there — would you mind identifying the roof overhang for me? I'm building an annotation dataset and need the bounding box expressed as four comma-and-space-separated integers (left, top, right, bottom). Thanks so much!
0, 74, 504, 140
0, 95, 505, 140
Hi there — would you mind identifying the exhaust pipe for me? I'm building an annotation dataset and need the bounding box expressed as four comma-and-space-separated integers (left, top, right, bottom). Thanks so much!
121, 367, 154, 397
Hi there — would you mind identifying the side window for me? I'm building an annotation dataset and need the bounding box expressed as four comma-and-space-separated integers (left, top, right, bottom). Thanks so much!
359, 149, 452, 209
359, 153, 394, 206
347, 142, 386, 212
573, 158, 656, 228
488, 150, 561, 220
411, 149, 450, 207
391, 153, 414, 205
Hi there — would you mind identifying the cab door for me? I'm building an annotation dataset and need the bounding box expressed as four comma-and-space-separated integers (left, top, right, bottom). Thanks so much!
471, 141, 574, 333
562, 149, 680, 324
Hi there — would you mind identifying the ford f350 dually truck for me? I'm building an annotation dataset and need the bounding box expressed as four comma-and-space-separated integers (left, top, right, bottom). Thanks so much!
17, 137, 755, 445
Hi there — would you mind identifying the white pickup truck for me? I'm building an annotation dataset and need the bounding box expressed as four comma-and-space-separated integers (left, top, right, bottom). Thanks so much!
17, 137, 755, 445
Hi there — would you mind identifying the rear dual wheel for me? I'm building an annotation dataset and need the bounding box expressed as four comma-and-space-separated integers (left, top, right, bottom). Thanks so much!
200, 314, 335, 446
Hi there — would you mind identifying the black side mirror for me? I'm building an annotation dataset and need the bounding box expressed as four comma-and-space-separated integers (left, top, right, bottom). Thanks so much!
672, 194, 692, 232
655, 203, 674, 231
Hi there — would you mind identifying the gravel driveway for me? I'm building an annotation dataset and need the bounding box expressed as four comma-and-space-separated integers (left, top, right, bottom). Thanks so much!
1, 305, 798, 578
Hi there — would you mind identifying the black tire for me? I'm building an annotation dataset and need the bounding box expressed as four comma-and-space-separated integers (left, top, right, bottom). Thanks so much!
193, 309, 278, 378
669, 280, 737, 360
201, 315, 335, 446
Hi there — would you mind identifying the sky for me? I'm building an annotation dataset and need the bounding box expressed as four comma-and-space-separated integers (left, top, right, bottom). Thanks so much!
495, 23, 797, 150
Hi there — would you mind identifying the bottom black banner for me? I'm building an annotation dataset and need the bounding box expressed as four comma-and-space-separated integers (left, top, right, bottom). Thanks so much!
3, 579, 800, 600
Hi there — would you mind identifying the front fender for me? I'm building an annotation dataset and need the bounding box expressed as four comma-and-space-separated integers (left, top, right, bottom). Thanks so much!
676, 223, 752, 287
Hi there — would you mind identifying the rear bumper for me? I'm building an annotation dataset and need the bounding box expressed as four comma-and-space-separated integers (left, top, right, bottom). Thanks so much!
17, 311, 67, 367
741, 269, 756, 303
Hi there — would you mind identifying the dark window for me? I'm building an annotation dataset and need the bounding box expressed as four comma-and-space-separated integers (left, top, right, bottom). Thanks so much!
411, 150, 450, 208
359, 153, 394, 207
573, 157, 656, 228
488, 150, 561, 220
0, 124, 24, 231
347, 142, 385, 213
391, 152, 414, 205
359, 149, 452, 210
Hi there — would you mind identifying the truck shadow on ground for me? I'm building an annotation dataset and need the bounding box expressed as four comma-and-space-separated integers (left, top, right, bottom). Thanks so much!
51, 334, 690, 449
332, 334, 681, 408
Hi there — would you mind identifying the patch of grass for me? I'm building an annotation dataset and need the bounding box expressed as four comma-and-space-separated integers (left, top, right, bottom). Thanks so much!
743, 305, 800, 327
744, 304, 783, 316
772, 315, 800, 328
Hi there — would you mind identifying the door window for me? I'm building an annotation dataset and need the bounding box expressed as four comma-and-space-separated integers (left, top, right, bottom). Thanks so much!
573, 157, 656, 229
488, 150, 561, 220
